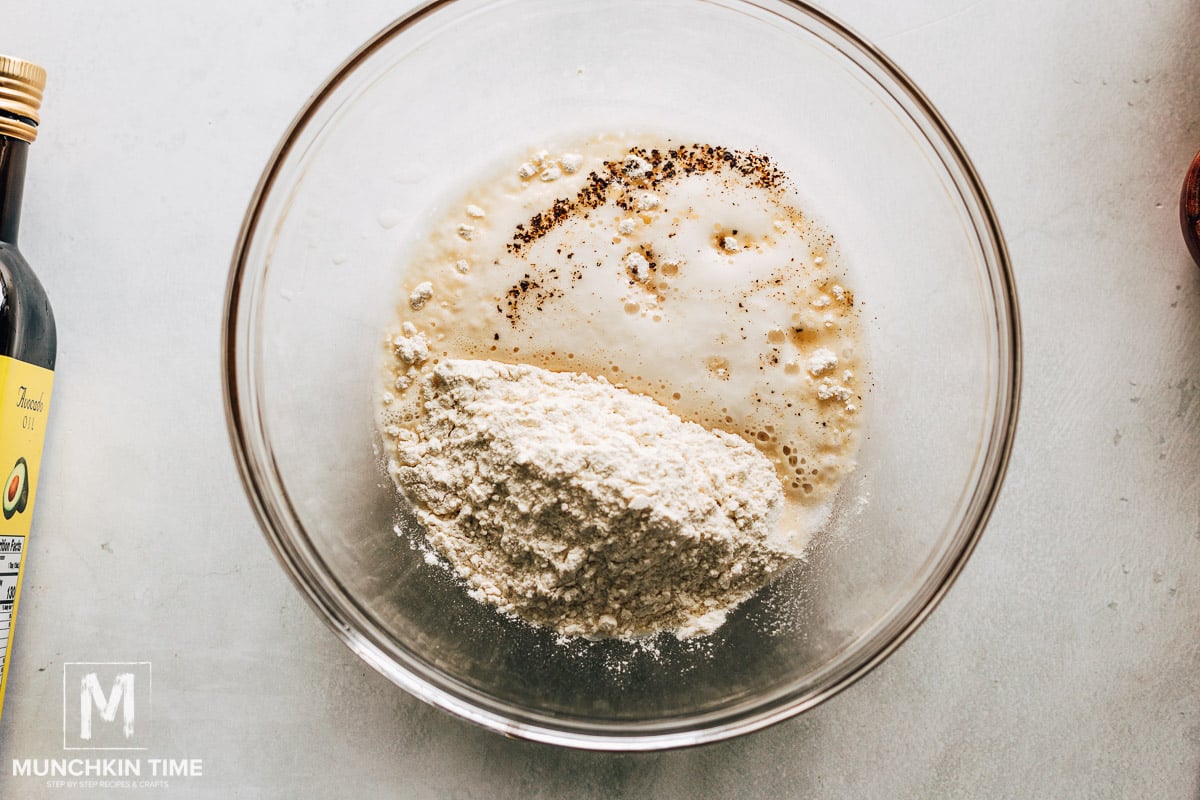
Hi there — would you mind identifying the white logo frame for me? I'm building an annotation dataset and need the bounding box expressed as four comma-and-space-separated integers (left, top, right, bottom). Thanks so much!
62, 662, 152, 751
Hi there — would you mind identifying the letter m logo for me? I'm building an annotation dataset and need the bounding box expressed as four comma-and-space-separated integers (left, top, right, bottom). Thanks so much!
63, 662, 151, 750
80, 672, 135, 740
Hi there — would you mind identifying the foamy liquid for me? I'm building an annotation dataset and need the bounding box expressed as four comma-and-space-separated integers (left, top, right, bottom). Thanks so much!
379, 133, 864, 553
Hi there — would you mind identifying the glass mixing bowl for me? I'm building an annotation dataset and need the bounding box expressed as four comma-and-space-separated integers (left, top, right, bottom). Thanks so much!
223, 0, 1020, 750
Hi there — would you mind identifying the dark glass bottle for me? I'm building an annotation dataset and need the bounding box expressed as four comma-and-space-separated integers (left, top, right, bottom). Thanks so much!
0, 118, 56, 369
0, 55, 55, 721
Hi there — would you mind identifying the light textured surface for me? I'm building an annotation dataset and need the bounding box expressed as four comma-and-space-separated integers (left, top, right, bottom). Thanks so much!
1, 1, 1198, 797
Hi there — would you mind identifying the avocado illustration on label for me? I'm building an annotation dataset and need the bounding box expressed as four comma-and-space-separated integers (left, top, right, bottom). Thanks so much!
3, 457, 28, 520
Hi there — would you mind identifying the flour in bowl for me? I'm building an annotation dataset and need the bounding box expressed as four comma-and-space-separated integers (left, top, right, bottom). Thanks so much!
391, 359, 789, 639
378, 133, 865, 639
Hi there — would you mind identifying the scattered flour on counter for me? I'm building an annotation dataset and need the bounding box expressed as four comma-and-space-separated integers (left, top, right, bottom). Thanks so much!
389, 359, 792, 640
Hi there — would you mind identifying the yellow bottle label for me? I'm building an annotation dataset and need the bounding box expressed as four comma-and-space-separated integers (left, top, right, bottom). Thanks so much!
0, 355, 53, 720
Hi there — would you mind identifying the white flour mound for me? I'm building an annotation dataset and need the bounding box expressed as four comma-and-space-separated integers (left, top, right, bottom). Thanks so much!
389, 359, 791, 640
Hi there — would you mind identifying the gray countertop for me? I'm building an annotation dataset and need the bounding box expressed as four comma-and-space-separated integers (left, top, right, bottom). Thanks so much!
1, 1, 1198, 797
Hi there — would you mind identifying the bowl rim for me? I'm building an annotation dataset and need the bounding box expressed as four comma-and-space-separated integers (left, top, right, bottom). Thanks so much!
222, 0, 1022, 751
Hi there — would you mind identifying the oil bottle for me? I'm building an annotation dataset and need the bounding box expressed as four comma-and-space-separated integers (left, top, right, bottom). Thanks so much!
0, 55, 56, 720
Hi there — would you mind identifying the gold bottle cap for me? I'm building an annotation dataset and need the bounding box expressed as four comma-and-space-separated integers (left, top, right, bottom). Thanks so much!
0, 55, 46, 144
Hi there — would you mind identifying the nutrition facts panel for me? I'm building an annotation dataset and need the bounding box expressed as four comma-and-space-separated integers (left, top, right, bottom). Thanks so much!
0, 535, 23, 673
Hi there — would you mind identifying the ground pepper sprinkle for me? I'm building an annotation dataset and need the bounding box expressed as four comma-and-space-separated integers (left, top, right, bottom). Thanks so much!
507, 144, 793, 255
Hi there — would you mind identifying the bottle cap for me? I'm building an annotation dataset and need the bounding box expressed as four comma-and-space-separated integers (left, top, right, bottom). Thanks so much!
0, 55, 46, 144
